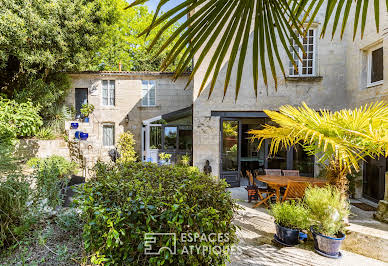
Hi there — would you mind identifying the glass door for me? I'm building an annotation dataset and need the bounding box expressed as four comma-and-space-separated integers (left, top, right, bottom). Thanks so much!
363, 157, 386, 202
220, 119, 241, 187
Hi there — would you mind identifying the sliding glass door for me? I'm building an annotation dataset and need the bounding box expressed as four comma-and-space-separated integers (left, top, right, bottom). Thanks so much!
220, 119, 241, 187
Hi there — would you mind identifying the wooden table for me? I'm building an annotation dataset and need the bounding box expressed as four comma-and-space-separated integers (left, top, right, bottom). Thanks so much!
256, 175, 327, 202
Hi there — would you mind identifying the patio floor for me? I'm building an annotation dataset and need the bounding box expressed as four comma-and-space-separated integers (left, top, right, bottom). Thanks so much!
228, 187, 388, 265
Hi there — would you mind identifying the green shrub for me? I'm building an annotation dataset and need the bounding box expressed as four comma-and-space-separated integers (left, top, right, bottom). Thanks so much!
36, 127, 56, 140
304, 185, 350, 236
0, 175, 30, 248
179, 154, 191, 166
28, 156, 78, 208
55, 209, 83, 232
117, 131, 137, 164
270, 201, 311, 230
0, 97, 42, 137
80, 103, 95, 117
78, 162, 238, 265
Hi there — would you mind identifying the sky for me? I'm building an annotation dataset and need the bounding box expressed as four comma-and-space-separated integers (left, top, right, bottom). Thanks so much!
144, 0, 183, 12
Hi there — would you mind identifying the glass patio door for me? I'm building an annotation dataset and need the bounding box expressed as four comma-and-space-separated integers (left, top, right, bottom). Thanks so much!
220, 119, 241, 187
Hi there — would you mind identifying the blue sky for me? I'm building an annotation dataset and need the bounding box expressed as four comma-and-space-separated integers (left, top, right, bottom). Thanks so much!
144, 0, 183, 12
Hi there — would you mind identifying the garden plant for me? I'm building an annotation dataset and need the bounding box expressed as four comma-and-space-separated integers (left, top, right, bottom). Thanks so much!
78, 162, 238, 265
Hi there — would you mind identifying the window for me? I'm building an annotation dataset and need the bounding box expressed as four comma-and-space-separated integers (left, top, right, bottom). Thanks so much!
289, 29, 316, 76
103, 124, 115, 146
368, 45, 383, 86
164, 126, 177, 150
141, 80, 156, 106
102, 80, 115, 106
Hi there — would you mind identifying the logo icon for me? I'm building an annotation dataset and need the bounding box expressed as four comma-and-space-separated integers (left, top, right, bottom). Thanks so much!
144, 233, 177, 255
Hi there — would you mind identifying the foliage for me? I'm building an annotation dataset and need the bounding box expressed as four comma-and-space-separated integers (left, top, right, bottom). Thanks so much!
223, 122, 238, 137
117, 131, 137, 164
12, 73, 72, 120
249, 101, 388, 193
44, 105, 74, 135
93, 4, 183, 71
55, 209, 83, 233
78, 162, 238, 265
35, 127, 56, 140
270, 201, 311, 230
180, 154, 191, 166
28, 156, 78, 208
80, 104, 95, 118
304, 186, 350, 237
0, 98, 42, 137
0, 175, 31, 248
159, 152, 172, 161
129, 0, 386, 99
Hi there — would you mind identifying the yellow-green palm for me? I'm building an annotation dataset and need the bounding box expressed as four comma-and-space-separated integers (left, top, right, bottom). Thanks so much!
249, 102, 388, 193
127, 0, 387, 99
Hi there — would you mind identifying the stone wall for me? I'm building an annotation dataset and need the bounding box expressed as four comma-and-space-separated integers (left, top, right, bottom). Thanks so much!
66, 72, 193, 159
192, 8, 351, 176
15, 139, 70, 161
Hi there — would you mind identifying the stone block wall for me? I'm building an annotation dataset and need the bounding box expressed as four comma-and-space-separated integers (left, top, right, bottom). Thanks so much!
15, 139, 70, 161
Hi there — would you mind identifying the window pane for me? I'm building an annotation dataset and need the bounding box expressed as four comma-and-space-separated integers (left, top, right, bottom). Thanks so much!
109, 80, 115, 106
102, 80, 108, 106
150, 126, 162, 149
141, 81, 149, 106
371, 47, 383, 83
289, 29, 315, 76
179, 129, 192, 151
222, 121, 239, 171
149, 84, 155, 106
293, 144, 314, 176
164, 127, 177, 149
103, 125, 114, 146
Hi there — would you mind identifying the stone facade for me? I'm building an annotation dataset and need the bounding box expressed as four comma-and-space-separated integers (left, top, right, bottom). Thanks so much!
65, 72, 193, 162
191, 2, 388, 181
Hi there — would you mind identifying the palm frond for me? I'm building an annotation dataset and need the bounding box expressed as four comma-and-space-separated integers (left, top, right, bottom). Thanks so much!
127, 0, 386, 99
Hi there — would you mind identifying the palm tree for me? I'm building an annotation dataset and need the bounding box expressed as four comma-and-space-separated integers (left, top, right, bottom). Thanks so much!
248, 102, 388, 194
127, 0, 386, 99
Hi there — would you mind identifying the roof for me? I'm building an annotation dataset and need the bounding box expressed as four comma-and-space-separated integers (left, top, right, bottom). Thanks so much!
162, 106, 192, 122
68, 71, 191, 77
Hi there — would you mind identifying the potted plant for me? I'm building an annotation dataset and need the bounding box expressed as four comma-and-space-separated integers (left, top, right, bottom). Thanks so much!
71, 122, 79, 129
80, 103, 95, 123
270, 201, 311, 246
304, 185, 350, 259
159, 152, 172, 165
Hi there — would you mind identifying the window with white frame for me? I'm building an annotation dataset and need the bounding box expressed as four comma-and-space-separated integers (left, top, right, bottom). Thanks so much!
103, 124, 115, 146
141, 80, 156, 106
102, 80, 115, 106
368, 44, 383, 86
289, 29, 316, 76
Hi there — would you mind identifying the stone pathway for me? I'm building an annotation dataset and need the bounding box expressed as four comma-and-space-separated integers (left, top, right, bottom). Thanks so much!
228, 187, 388, 266
229, 203, 387, 266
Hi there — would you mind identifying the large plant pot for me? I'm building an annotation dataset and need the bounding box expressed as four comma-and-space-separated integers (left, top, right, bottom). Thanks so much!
84, 117, 90, 123
75, 131, 81, 139
71, 122, 79, 129
311, 227, 345, 259
80, 132, 88, 140
274, 223, 300, 246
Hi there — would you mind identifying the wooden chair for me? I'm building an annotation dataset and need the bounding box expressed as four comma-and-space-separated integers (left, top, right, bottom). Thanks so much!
282, 170, 300, 176
246, 171, 276, 208
282, 181, 308, 202
245, 171, 259, 203
264, 169, 282, 176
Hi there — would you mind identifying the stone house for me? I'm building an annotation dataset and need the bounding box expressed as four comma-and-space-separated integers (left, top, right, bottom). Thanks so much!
65, 2, 387, 204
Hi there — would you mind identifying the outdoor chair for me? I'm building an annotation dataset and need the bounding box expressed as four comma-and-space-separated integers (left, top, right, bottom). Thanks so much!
264, 169, 282, 176
282, 170, 300, 176
282, 181, 308, 202
245, 171, 276, 208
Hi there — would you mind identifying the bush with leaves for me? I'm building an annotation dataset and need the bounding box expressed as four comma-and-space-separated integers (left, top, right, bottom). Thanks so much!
117, 131, 137, 164
304, 185, 350, 237
78, 162, 238, 265
35, 127, 56, 140
270, 201, 311, 230
0, 175, 31, 248
28, 156, 78, 208
0, 97, 42, 137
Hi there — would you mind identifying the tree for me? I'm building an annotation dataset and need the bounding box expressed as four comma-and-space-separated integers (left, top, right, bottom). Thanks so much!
0, 0, 120, 113
128, 0, 387, 99
92, 4, 183, 72
248, 102, 388, 194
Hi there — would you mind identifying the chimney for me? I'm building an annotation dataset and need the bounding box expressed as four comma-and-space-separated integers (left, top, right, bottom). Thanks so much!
118, 62, 122, 72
